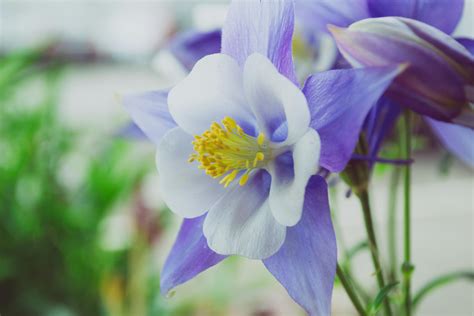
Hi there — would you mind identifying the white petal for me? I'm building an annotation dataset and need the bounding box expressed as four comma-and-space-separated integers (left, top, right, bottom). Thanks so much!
168, 53, 256, 136
268, 129, 321, 226
156, 127, 226, 218
203, 171, 286, 259
243, 53, 310, 144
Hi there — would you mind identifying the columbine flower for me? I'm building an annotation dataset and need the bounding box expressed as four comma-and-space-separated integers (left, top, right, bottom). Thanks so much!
125, 0, 401, 314
295, 0, 474, 167
330, 17, 474, 128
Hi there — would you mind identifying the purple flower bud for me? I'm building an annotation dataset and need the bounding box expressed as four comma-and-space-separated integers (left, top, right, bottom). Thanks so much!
330, 17, 474, 128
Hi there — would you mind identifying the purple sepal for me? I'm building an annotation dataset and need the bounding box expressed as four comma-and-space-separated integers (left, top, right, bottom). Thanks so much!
303, 65, 402, 172
425, 117, 474, 168
123, 90, 176, 145
264, 175, 337, 316
221, 0, 298, 84
160, 215, 227, 295
401, 19, 474, 78
295, 0, 369, 34
367, 0, 464, 34
116, 122, 147, 140
168, 29, 221, 71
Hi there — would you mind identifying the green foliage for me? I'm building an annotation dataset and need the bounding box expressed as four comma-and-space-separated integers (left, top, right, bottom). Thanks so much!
412, 271, 474, 311
367, 282, 399, 316
0, 49, 149, 315
345, 240, 369, 262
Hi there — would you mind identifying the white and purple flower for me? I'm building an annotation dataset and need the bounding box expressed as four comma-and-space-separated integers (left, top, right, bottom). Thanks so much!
330, 17, 474, 128
296, 0, 474, 167
125, 1, 401, 314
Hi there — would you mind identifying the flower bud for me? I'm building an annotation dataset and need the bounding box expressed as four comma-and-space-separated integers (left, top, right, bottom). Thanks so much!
329, 17, 474, 128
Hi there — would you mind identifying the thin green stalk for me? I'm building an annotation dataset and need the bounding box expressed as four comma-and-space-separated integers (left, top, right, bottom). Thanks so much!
337, 263, 367, 316
358, 190, 393, 316
401, 110, 413, 316
387, 166, 401, 283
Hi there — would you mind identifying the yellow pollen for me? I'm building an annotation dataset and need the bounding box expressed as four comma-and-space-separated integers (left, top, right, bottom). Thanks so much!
189, 116, 271, 187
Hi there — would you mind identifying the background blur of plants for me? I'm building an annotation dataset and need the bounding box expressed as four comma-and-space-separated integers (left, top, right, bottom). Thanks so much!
0, 48, 155, 315
0, 1, 472, 316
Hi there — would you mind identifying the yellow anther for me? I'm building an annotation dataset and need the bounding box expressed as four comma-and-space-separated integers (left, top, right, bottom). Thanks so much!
239, 173, 250, 186
188, 116, 271, 188
253, 152, 265, 167
223, 117, 237, 130
211, 122, 222, 131
220, 170, 239, 188
257, 133, 265, 146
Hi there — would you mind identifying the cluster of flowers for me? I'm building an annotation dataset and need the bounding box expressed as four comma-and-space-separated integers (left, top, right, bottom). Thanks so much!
125, 0, 473, 315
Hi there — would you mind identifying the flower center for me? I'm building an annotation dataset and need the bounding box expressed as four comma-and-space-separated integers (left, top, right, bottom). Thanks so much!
188, 117, 271, 187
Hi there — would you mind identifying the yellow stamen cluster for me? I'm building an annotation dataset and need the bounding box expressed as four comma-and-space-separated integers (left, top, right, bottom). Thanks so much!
188, 117, 270, 187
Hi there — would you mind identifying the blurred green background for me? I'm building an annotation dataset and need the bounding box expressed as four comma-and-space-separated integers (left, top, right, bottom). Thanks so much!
0, 48, 155, 315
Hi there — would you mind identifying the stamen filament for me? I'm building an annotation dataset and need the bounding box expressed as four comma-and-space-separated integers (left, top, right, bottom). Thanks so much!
189, 116, 271, 188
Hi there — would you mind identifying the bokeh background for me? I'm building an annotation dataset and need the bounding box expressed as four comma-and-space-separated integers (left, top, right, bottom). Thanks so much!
0, 1, 473, 315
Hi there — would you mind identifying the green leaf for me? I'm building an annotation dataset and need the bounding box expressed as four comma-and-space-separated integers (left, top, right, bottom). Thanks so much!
346, 240, 369, 261
413, 271, 474, 310
367, 282, 399, 315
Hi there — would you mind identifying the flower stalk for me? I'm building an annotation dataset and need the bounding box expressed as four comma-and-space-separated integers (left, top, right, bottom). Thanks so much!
388, 142, 402, 283
337, 263, 367, 316
342, 135, 393, 315
358, 189, 393, 316
401, 110, 413, 316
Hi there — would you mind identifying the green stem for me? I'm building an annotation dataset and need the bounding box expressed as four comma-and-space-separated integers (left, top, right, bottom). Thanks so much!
337, 263, 367, 316
358, 190, 393, 316
401, 110, 413, 316
387, 166, 401, 283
